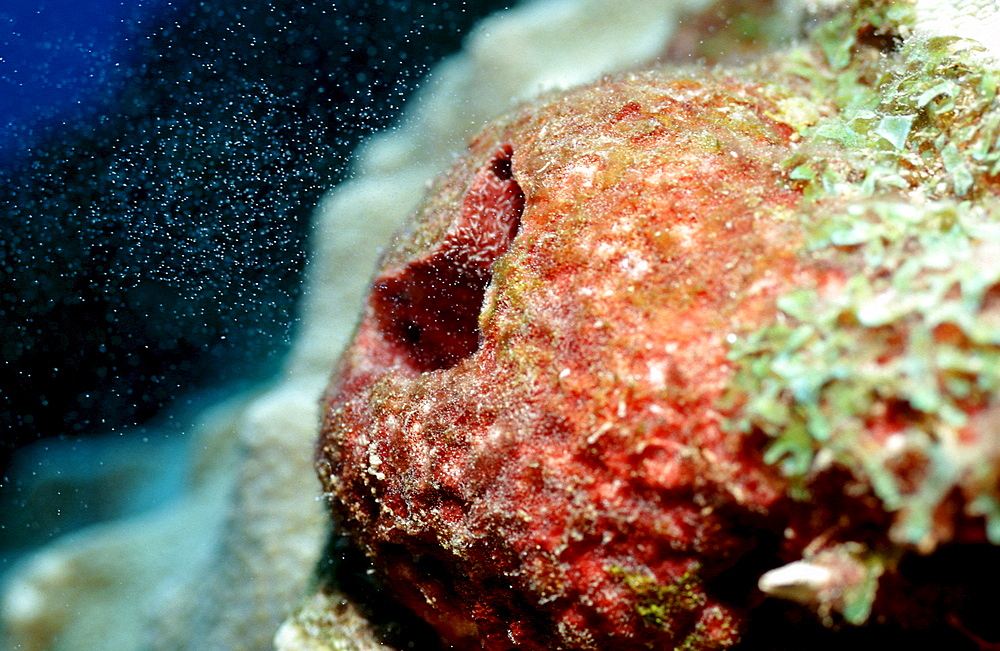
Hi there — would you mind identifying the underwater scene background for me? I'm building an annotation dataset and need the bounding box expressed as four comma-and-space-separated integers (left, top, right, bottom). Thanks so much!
0, 0, 511, 571
7, 1, 1000, 649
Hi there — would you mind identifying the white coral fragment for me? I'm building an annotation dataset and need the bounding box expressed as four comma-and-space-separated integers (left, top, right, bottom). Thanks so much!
758, 544, 884, 625
758, 560, 834, 603
914, 0, 1000, 62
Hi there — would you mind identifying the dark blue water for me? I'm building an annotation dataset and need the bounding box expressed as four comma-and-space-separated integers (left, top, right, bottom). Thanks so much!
0, 0, 514, 563
0, 0, 169, 164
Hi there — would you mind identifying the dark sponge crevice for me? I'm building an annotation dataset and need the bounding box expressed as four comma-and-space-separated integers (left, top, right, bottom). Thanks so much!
372, 145, 523, 373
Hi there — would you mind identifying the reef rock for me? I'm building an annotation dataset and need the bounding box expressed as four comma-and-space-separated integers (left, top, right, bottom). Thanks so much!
318, 71, 805, 649
0, 1, 710, 650
316, 1, 1000, 649
8, 0, 1000, 649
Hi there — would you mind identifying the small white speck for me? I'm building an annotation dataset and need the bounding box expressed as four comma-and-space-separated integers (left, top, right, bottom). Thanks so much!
758, 561, 832, 600
647, 362, 666, 386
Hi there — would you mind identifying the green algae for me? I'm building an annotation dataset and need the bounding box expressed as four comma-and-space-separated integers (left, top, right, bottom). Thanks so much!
778, 0, 1000, 201
727, 0, 1000, 550
609, 564, 736, 649
729, 199, 1000, 543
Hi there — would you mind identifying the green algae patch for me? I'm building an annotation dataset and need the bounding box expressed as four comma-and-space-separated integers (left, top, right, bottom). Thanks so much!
609, 564, 738, 649
771, 0, 1000, 202
612, 565, 707, 633
727, 198, 1000, 547
724, 0, 1000, 553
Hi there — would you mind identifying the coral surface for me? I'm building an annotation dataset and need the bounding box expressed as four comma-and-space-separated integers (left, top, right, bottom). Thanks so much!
0, 2, 701, 650
318, 2, 1000, 649
318, 70, 811, 649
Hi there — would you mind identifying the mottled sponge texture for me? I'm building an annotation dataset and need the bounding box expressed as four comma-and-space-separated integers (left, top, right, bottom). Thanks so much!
318, 71, 807, 649
317, 55, 1000, 647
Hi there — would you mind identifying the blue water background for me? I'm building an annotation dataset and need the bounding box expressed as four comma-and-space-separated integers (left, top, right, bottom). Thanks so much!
0, 0, 170, 164
0, 0, 513, 573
